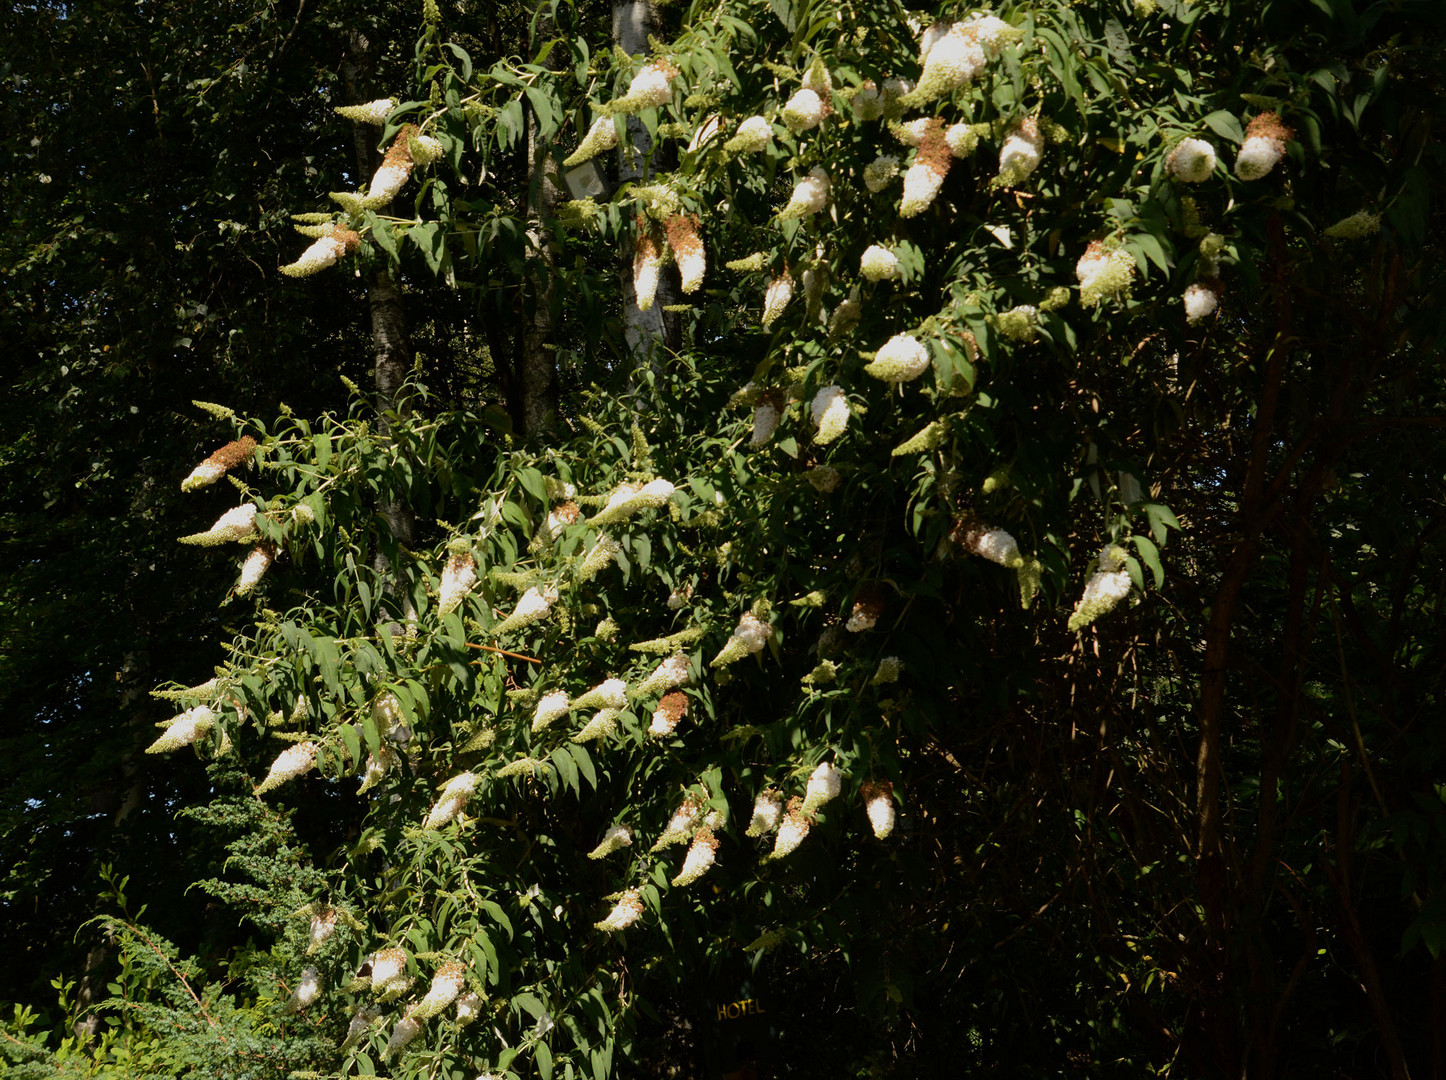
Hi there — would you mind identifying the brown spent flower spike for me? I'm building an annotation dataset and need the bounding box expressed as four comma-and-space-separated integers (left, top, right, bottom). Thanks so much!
664, 214, 706, 294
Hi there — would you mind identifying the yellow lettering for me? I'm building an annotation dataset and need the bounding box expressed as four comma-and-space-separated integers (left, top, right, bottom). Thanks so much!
726, 1003, 741, 1019
716, 1004, 728, 1021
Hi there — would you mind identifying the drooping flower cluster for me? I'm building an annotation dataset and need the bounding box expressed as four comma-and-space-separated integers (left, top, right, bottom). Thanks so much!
572, 709, 619, 743
573, 677, 628, 711
862, 781, 896, 839
236, 543, 276, 596
578, 534, 621, 580
768, 798, 812, 859
290, 967, 322, 1012
179, 504, 259, 546
595, 889, 644, 931
746, 790, 784, 836
491, 586, 557, 636
1076, 240, 1136, 308
145, 705, 216, 754
281, 222, 362, 277
1166, 137, 1217, 183
665, 214, 706, 293
181, 436, 257, 492
650, 691, 688, 736
563, 115, 620, 167
370, 947, 409, 993
588, 823, 634, 859
255, 741, 317, 794
782, 88, 828, 133
961, 524, 1024, 568
438, 551, 477, 615
749, 395, 781, 447
408, 961, 465, 1020
997, 117, 1043, 185
652, 793, 706, 849
723, 115, 772, 154
635, 651, 691, 697
1068, 545, 1134, 631
364, 125, 421, 208
422, 772, 479, 829
897, 118, 953, 217
996, 304, 1039, 343
532, 690, 571, 732
1324, 210, 1381, 240
908, 22, 987, 106
309, 907, 338, 951
761, 270, 794, 329
612, 59, 679, 113
382, 1017, 421, 1061
865, 333, 931, 383
334, 98, 395, 125
589, 478, 676, 525
802, 761, 842, 814
810, 385, 850, 444
710, 611, 771, 667
1235, 111, 1292, 181
632, 218, 663, 312
778, 167, 831, 220
871, 657, 903, 685
671, 828, 719, 886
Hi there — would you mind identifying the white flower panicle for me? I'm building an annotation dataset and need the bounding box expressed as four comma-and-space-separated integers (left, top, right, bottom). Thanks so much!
632, 224, 663, 312
746, 790, 784, 836
650, 691, 689, 737
145, 705, 216, 754
409, 134, 443, 167
750, 400, 781, 447
811, 385, 851, 444
358, 744, 398, 795
364, 127, 420, 208
340, 1007, 381, 1051
255, 742, 317, 795
860, 244, 899, 282
572, 708, 620, 743
455, 992, 481, 1025
613, 59, 678, 113
335, 98, 395, 125
996, 304, 1040, 343
1325, 210, 1381, 240
871, 656, 903, 685
1184, 282, 1220, 324
652, 794, 706, 850
563, 115, 620, 167
671, 828, 719, 887
236, 544, 275, 596
588, 823, 634, 859
409, 961, 465, 1020
573, 677, 627, 711
382, 1017, 421, 1061
439, 551, 478, 615
724, 115, 773, 153
769, 800, 812, 859
802, 58, 832, 95
998, 117, 1044, 185
595, 889, 644, 932
578, 534, 621, 580
532, 690, 571, 732
965, 12, 1017, 53
180, 504, 259, 546
1235, 112, 1292, 181
865, 333, 931, 383
782, 88, 827, 133
491, 586, 556, 636
851, 80, 883, 121
762, 271, 794, 329
635, 652, 691, 697
1076, 240, 1136, 308
181, 436, 257, 492
709, 611, 771, 667
899, 120, 953, 217
779, 167, 831, 220
1068, 546, 1134, 631
863, 154, 900, 192
828, 291, 862, 339
590, 479, 675, 525
910, 23, 987, 105
969, 527, 1023, 568
862, 781, 896, 839
423, 772, 479, 830
802, 761, 843, 814
846, 594, 883, 632
1166, 137, 1217, 183
665, 214, 707, 294
290, 967, 322, 1011
309, 908, 337, 951
370, 947, 408, 992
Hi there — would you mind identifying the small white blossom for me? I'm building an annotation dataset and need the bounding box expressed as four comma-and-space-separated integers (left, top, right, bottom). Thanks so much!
782, 88, 826, 133
255, 742, 317, 795
588, 824, 634, 859
335, 98, 395, 125
595, 889, 644, 931
439, 551, 478, 615
671, 829, 719, 887
1184, 282, 1219, 324
1166, 138, 1217, 183
860, 244, 899, 282
491, 586, 556, 636
724, 115, 773, 153
971, 528, 1023, 568
409, 962, 465, 1020
802, 761, 842, 814
563, 115, 620, 167
863, 154, 900, 192
746, 790, 784, 837
290, 967, 322, 1011
778, 167, 831, 220
635, 652, 691, 697
761, 272, 794, 329
382, 1016, 421, 1061
750, 401, 780, 447
532, 690, 570, 731
863, 782, 896, 839
769, 802, 811, 859
573, 677, 627, 710
145, 705, 216, 754
998, 118, 1043, 185
180, 504, 258, 546
709, 612, 771, 667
